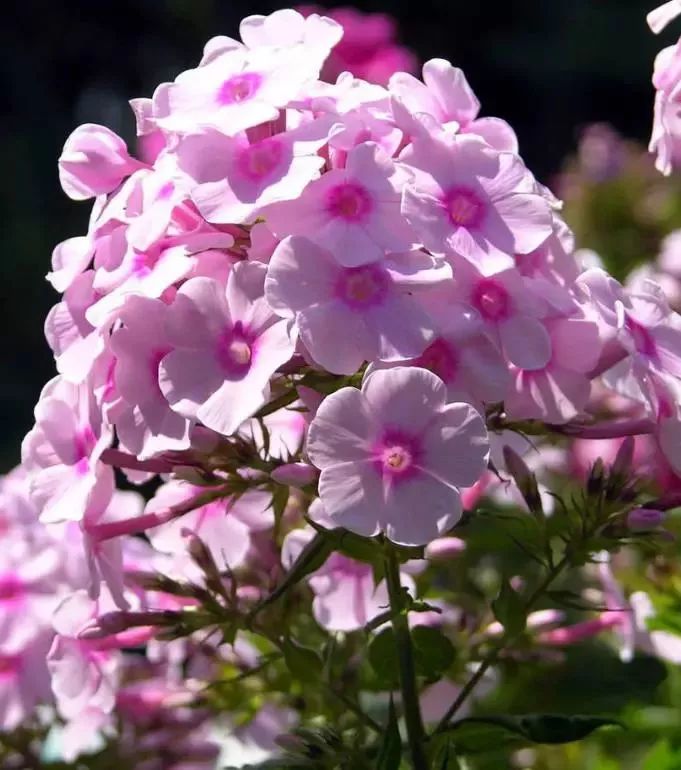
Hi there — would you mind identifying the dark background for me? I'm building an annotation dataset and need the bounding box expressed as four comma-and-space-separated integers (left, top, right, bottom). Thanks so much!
0, 0, 670, 471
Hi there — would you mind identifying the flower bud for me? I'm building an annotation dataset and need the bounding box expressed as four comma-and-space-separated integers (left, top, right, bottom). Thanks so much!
503, 445, 543, 518
425, 537, 466, 561
271, 462, 318, 488
627, 507, 666, 532
58, 123, 144, 200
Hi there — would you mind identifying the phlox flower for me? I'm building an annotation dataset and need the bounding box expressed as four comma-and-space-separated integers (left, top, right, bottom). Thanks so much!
110, 295, 192, 459
306, 367, 489, 545
147, 482, 273, 571
22, 377, 113, 524
401, 133, 553, 275
265, 236, 448, 374
157, 46, 318, 136
648, 0, 681, 33
282, 523, 406, 632
390, 58, 518, 151
265, 141, 414, 266
159, 261, 295, 436
504, 316, 603, 424
367, 300, 510, 408
175, 118, 330, 225
58, 123, 145, 201
450, 259, 552, 369
47, 235, 94, 293
0, 633, 53, 732
650, 39, 681, 175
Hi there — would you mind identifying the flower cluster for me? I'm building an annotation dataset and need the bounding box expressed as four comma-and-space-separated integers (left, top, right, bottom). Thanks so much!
4, 6, 681, 768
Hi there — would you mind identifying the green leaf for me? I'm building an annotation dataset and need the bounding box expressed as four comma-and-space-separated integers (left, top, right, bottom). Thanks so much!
491, 580, 526, 636
643, 740, 681, 770
411, 626, 455, 680
368, 628, 400, 688
429, 735, 462, 770
336, 530, 383, 565
445, 714, 621, 752
281, 638, 323, 684
375, 697, 402, 770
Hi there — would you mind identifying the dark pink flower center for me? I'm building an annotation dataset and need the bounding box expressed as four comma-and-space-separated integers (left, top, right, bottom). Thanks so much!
0, 655, 19, 678
326, 182, 373, 222
412, 338, 458, 382
217, 72, 262, 105
337, 265, 389, 308
237, 138, 284, 182
0, 573, 25, 603
216, 322, 254, 376
374, 430, 420, 481
626, 315, 658, 359
74, 425, 96, 475
471, 279, 510, 321
445, 186, 485, 229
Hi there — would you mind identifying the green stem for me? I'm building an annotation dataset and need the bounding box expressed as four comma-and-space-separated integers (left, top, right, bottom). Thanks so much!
384, 546, 429, 770
434, 556, 570, 734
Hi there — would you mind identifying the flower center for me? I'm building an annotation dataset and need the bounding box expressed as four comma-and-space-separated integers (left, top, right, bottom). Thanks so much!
445, 186, 485, 228
237, 139, 284, 182
0, 655, 19, 677
217, 72, 262, 105
0, 574, 25, 603
216, 324, 253, 375
413, 338, 458, 382
338, 265, 388, 308
326, 182, 373, 222
382, 445, 413, 473
471, 279, 510, 321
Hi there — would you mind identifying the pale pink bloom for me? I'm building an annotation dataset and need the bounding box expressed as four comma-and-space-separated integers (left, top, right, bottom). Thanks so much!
390, 58, 518, 151
270, 462, 318, 487
513, 218, 579, 287
147, 481, 273, 570
58, 124, 145, 201
650, 40, 681, 175
158, 46, 318, 136
45, 271, 104, 383
218, 703, 298, 767
265, 236, 447, 374
48, 591, 122, 720
306, 367, 489, 545
159, 262, 295, 435
175, 119, 329, 225
248, 222, 279, 263
58, 706, 113, 763
244, 401, 308, 460
110, 296, 192, 459
0, 633, 53, 732
282, 527, 390, 631
265, 142, 413, 266
504, 316, 602, 423
47, 236, 94, 293
451, 259, 552, 369
401, 133, 552, 275
368, 298, 509, 407
22, 377, 114, 524
648, 1, 681, 33
420, 665, 497, 724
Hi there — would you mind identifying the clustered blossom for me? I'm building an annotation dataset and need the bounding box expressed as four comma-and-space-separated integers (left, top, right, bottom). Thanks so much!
4, 5, 681, 766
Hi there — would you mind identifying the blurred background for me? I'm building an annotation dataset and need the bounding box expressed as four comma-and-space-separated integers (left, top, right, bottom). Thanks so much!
1, 0, 675, 471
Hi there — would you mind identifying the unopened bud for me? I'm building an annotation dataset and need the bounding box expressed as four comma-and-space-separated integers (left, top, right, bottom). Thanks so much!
587, 458, 606, 497
503, 445, 543, 517
78, 610, 176, 640
611, 436, 634, 478
425, 537, 466, 561
271, 462, 318, 488
627, 507, 666, 532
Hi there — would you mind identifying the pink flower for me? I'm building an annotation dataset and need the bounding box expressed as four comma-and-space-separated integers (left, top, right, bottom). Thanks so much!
147, 481, 273, 570
451, 259, 552, 369
265, 236, 447, 374
265, 142, 413, 266
650, 40, 681, 175
306, 367, 489, 545
159, 261, 295, 435
281, 527, 391, 632
300, 6, 417, 86
58, 124, 145, 201
0, 633, 53, 732
390, 58, 518, 151
504, 316, 602, 423
401, 133, 553, 275
175, 119, 330, 225
367, 299, 510, 407
22, 377, 114, 524
110, 296, 191, 459
157, 47, 318, 136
